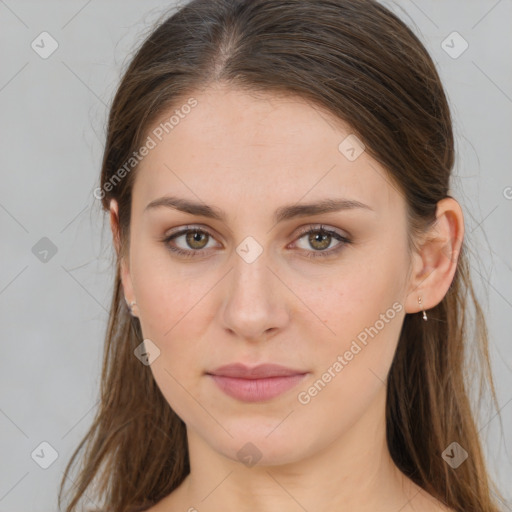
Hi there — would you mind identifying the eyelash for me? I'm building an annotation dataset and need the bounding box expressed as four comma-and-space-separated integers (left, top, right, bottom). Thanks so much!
161, 224, 352, 260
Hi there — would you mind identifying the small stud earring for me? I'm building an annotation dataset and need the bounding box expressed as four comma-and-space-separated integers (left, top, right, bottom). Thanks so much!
418, 296, 428, 321
124, 297, 137, 316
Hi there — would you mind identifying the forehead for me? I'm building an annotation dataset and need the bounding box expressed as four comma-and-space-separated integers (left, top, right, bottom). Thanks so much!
132, 85, 403, 218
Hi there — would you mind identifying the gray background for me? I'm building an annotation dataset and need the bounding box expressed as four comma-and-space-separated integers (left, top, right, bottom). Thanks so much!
0, 0, 511, 510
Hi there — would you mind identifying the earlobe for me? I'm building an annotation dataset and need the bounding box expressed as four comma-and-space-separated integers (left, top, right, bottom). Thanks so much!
405, 197, 464, 315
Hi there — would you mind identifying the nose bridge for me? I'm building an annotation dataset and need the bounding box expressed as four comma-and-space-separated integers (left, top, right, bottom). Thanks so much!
221, 242, 288, 339
233, 246, 271, 300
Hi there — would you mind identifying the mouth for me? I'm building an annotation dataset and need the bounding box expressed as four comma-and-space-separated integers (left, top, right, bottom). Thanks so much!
206, 363, 309, 402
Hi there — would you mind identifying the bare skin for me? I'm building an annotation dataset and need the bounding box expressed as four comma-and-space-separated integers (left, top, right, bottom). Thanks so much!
110, 83, 463, 512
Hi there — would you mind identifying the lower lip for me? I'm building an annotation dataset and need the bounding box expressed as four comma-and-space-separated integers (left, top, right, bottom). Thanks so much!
208, 374, 307, 402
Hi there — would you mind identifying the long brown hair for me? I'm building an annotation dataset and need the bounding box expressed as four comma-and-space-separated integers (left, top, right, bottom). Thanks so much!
59, 1, 505, 510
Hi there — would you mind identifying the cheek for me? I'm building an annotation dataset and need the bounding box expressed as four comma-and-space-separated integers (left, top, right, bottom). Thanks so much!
294, 282, 404, 437
131, 259, 221, 411
296, 249, 406, 380
132, 260, 215, 424
299, 257, 402, 334
309, 284, 403, 378
130, 242, 212, 338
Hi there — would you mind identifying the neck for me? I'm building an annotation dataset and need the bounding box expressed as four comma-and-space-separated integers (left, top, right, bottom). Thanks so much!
164, 385, 429, 512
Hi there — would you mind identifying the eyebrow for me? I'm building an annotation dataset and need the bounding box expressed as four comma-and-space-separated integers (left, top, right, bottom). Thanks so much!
144, 195, 373, 223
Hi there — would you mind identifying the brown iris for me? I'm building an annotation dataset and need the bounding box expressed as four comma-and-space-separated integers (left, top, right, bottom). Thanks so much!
186, 230, 209, 249
308, 230, 331, 251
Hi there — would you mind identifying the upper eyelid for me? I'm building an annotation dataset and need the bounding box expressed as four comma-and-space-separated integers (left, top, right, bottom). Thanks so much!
165, 224, 222, 244
294, 224, 346, 237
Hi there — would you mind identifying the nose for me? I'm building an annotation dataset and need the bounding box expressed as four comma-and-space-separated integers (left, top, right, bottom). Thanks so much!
220, 249, 290, 342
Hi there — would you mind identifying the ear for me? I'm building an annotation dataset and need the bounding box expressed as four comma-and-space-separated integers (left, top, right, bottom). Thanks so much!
404, 197, 465, 314
110, 199, 136, 313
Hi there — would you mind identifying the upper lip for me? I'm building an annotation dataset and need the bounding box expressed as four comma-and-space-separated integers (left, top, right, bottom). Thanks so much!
207, 363, 307, 379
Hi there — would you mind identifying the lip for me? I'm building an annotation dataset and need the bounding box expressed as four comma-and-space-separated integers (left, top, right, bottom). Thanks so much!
206, 363, 308, 402
208, 363, 307, 379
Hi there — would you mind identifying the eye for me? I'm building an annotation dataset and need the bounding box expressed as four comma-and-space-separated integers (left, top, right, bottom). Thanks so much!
161, 226, 220, 259
292, 224, 351, 259
161, 224, 351, 260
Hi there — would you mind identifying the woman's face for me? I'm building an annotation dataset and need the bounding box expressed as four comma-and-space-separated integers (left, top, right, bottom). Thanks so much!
116, 84, 416, 466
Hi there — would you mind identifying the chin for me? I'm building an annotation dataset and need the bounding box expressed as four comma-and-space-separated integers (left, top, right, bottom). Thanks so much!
204, 422, 310, 468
